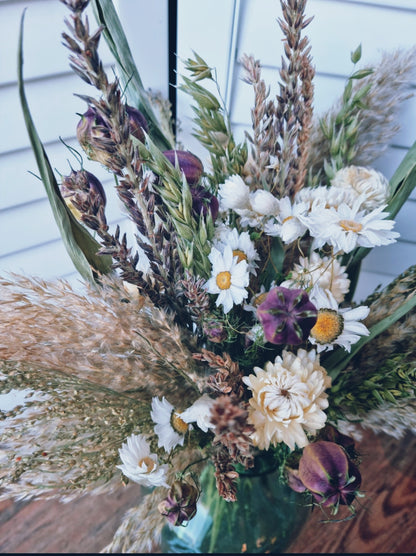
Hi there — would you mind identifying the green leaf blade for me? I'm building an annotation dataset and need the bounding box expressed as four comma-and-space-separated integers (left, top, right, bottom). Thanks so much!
18, 11, 113, 284
91, 0, 174, 151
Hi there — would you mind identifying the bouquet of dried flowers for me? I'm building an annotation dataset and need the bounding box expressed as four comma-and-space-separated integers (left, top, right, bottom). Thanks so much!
1, 0, 416, 552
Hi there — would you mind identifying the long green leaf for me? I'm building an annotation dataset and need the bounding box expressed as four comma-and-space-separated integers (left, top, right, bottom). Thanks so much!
18, 11, 113, 284
323, 289, 416, 381
91, 0, 174, 151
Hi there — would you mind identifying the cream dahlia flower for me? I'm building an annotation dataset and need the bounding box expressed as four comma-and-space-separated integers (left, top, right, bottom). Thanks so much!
242, 349, 331, 451
331, 166, 390, 212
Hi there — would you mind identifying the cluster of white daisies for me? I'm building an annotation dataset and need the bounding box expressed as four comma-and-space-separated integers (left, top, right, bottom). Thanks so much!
117, 165, 399, 492
206, 165, 398, 316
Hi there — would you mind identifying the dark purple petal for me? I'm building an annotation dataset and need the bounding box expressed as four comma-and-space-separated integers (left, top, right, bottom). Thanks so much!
320, 424, 356, 451
339, 460, 361, 506
158, 480, 199, 526
257, 286, 317, 345
60, 169, 106, 207
190, 185, 219, 221
163, 150, 204, 185
125, 105, 148, 142
298, 441, 349, 495
286, 467, 307, 493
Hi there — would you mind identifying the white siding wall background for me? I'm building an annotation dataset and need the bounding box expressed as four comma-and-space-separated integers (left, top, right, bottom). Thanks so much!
0, 0, 415, 302
177, 0, 416, 302
0, 0, 168, 285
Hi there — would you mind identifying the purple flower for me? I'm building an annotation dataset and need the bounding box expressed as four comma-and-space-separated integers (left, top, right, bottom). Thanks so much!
190, 185, 219, 221
287, 440, 362, 509
76, 107, 113, 167
319, 424, 356, 452
60, 169, 107, 221
158, 479, 199, 526
257, 287, 317, 345
163, 150, 204, 185
125, 105, 148, 142
203, 317, 227, 343
61, 169, 106, 203
76, 105, 148, 167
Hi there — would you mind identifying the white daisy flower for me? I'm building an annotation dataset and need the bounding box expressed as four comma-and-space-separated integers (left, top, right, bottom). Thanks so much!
331, 166, 390, 212
264, 196, 308, 244
214, 227, 260, 274
117, 433, 169, 487
151, 397, 190, 453
218, 175, 251, 212
303, 196, 400, 254
280, 251, 350, 303
180, 394, 216, 433
308, 287, 370, 352
243, 348, 331, 451
205, 245, 249, 313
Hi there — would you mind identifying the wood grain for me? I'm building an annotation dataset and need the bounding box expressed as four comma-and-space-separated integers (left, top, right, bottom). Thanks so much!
287, 429, 416, 554
1, 428, 415, 553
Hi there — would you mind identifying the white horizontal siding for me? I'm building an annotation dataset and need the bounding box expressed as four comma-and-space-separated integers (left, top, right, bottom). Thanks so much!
0, 0, 168, 285
176, 0, 238, 159
225, 0, 416, 301
1, 0, 415, 299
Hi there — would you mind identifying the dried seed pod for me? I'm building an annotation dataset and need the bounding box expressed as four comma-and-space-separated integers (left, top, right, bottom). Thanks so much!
162, 150, 204, 185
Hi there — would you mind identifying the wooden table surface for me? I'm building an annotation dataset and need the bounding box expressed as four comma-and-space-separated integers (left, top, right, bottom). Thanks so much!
1, 427, 415, 553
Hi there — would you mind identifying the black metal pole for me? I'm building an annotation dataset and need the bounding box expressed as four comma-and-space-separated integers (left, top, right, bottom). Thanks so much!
168, 0, 178, 137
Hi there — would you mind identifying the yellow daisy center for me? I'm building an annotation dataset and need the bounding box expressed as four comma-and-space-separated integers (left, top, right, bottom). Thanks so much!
216, 270, 232, 290
310, 309, 344, 344
253, 292, 268, 307
138, 456, 156, 473
339, 219, 363, 233
171, 411, 189, 435
232, 249, 248, 263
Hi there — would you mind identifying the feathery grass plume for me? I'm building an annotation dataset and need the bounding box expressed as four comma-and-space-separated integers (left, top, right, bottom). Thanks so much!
0, 274, 203, 404
0, 359, 151, 502
358, 398, 416, 438
326, 266, 416, 424
328, 351, 415, 421
101, 489, 166, 553
311, 45, 374, 184
356, 264, 416, 369
241, 54, 278, 191
179, 53, 248, 188
308, 47, 416, 182
274, 0, 315, 197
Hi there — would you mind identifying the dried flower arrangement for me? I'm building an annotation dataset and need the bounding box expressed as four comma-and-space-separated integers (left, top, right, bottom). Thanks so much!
1, 0, 415, 553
